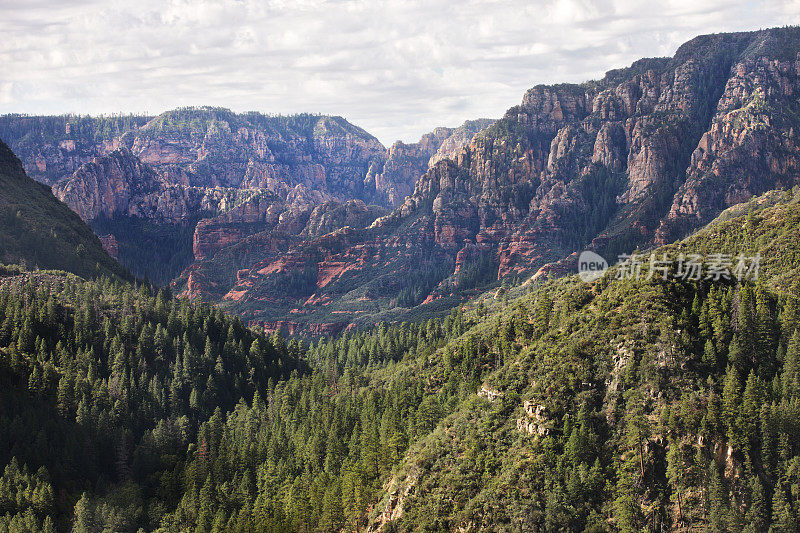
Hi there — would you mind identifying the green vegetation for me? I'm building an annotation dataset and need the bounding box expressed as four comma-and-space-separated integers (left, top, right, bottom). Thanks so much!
0, 114, 151, 147
0, 270, 473, 531
89, 214, 205, 286
394, 259, 454, 308
0, 140, 129, 281
366, 188, 800, 531
138, 107, 381, 148
0, 273, 304, 531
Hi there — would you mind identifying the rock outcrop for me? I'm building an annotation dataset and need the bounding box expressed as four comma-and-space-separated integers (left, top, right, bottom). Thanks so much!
366, 119, 495, 206
655, 51, 800, 242
97, 234, 119, 259
52, 148, 204, 221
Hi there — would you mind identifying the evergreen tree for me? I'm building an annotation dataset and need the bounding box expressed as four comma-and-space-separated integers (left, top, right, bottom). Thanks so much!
72, 492, 96, 533
744, 476, 768, 533
772, 483, 798, 532
722, 365, 744, 450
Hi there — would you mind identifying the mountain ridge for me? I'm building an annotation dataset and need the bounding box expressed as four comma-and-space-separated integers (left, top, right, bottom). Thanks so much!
0, 109, 493, 286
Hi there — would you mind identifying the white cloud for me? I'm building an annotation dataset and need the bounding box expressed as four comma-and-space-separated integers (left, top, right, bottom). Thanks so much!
0, 0, 799, 145
0, 83, 13, 104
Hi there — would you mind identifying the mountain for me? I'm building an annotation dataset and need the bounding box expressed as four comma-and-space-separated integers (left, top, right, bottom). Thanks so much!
0, 109, 490, 287
2, 25, 800, 531
0, 139, 129, 280
0, 109, 388, 284
179, 27, 800, 334
2, 29, 800, 338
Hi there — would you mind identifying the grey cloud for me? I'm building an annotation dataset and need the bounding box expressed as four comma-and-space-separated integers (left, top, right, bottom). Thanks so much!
1, 0, 799, 144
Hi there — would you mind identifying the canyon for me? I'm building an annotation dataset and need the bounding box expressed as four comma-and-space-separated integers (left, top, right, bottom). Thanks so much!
2, 28, 800, 333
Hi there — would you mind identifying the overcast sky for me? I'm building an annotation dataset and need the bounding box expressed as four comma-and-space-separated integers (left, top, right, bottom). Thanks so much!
1, 0, 799, 145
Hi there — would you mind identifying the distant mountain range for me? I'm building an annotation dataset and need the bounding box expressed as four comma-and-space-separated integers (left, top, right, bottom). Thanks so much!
0, 109, 493, 290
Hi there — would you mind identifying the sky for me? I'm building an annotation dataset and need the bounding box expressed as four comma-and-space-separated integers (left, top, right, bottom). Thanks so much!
1, 0, 799, 146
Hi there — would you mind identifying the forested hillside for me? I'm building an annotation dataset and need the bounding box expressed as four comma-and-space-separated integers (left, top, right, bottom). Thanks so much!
368, 188, 800, 531
0, 140, 129, 281
0, 273, 304, 531
1, 184, 799, 531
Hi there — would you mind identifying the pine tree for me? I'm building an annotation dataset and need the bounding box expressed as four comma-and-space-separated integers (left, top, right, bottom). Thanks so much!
197, 475, 216, 532
57, 375, 73, 418
613, 479, 642, 533
42, 516, 56, 533
532, 293, 552, 339
782, 330, 800, 399
781, 284, 799, 340
72, 492, 95, 532
738, 285, 756, 371
760, 403, 777, 480
209, 508, 226, 533
703, 339, 718, 368
319, 480, 345, 532
772, 483, 798, 532
707, 463, 729, 532
744, 476, 767, 533
666, 439, 688, 525
728, 334, 746, 374
700, 298, 713, 340
755, 285, 777, 375
722, 365, 744, 450
737, 371, 764, 455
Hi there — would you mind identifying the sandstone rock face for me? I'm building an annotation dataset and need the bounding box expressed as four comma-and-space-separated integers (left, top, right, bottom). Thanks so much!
5, 109, 390, 215
428, 119, 497, 166
3, 109, 399, 280
52, 148, 205, 221
0, 115, 150, 186
301, 200, 387, 239
655, 53, 800, 242
366, 119, 494, 206
48, 109, 387, 212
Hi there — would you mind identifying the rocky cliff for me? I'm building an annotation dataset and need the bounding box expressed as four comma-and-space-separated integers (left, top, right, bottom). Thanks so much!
52, 148, 207, 221
366, 119, 494, 206
182, 28, 800, 332
46, 109, 389, 214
